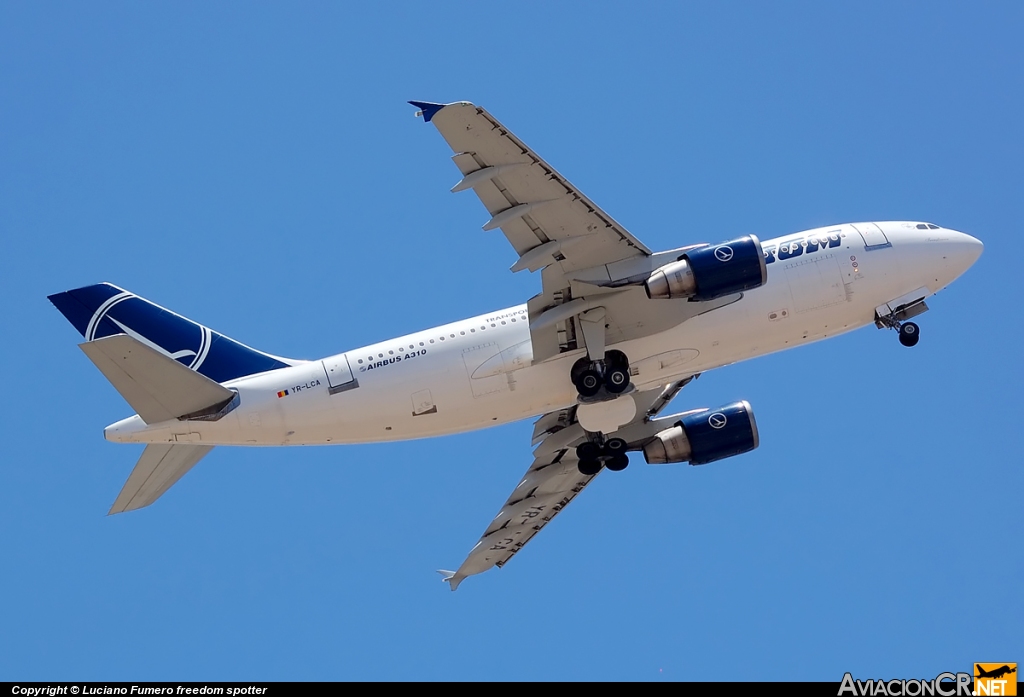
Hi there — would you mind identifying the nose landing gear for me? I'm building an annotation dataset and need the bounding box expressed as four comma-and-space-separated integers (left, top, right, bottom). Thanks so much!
875, 296, 928, 348
898, 321, 920, 347
576, 436, 630, 475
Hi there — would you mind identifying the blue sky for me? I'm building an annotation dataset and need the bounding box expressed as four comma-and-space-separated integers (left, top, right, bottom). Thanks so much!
1, 2, 1021, 681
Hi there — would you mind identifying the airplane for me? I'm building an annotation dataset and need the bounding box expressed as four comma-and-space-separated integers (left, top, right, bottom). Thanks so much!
976, 665, 1016, 680
49, 100, 983, 591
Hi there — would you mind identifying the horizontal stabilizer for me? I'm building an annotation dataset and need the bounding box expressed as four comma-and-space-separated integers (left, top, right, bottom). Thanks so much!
110, 443, 213, 514
80, 334, 235, 424
436, 569, 463, 591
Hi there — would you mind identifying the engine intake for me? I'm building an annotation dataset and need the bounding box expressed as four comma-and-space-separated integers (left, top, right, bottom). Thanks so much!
643, 400, 759, 465
645, 235, 767, 301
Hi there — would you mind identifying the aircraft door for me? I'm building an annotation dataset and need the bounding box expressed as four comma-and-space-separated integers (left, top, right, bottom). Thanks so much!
323, 354, 359, 394
851, 223, 890, 250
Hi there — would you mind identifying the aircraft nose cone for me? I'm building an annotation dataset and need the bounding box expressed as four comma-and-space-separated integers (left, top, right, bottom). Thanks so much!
947, 229, 984, 273
928, 228, 983, 288
962, 235, 978, 264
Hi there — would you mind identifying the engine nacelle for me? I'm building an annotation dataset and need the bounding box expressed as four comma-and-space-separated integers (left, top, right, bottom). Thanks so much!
643, 400, 759, 466
644, 235, 767, 301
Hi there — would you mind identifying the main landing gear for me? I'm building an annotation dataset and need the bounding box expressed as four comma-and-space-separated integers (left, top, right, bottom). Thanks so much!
576, 436, 629, 475
570, 309, 634, 474
571, 350, 632, 400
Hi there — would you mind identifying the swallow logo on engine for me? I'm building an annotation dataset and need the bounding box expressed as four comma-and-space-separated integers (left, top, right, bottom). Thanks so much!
708, 412, 728, 429
714, 245, 734, 262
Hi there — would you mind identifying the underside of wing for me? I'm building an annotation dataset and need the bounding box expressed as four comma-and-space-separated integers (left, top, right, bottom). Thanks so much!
413, 100, 651, 274
412, 101, 749, 364
442, 404, 597, 591
413, 102, 660, 363
442, 377, 697, 590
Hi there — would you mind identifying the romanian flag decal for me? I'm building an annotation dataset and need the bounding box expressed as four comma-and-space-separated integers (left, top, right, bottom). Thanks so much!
277, 389, 289, 398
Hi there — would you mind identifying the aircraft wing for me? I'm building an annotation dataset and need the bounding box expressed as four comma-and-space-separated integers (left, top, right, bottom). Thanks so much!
411, 101, 651, 273
440, 376, 697, 590
413, 101, 678, 362
412, 101, 740, 363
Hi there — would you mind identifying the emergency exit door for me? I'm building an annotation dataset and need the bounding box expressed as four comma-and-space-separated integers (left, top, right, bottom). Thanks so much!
323, 354, 359, 394
851, 222, 891, 250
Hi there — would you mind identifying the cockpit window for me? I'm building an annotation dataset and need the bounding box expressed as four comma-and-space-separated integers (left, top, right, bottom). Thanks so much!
916, 223, 928, 229
916, 223, 942, 230
927, 224, 940, 229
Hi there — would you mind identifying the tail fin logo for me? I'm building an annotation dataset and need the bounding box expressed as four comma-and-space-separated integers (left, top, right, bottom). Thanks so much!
50, 282, 291, 383
84, 291, 213, 371
84, 291, 132, 341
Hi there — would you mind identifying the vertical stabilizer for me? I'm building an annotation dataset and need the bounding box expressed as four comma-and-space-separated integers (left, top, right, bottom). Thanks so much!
49, 283, 294, 383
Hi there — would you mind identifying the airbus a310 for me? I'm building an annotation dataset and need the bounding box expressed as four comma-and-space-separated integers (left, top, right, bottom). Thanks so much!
50, 101, 983, 589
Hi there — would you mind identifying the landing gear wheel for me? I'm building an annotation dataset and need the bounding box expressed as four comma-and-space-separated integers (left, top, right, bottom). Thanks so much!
605, 366, 630, 394
576, 369, 602, 398
899, 322, 920, 347
576, 441, 601, 461
604, 437, 628, 454
605, 453, 629, 472
570, 357, 592, 387
578, 459, 602, 476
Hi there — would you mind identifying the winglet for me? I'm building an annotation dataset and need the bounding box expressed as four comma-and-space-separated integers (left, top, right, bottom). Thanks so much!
436, 569, 463, 591
409, 101, 447, 123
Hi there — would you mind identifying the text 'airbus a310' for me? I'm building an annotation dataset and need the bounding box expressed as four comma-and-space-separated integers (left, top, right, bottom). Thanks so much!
50, 100, 982, 590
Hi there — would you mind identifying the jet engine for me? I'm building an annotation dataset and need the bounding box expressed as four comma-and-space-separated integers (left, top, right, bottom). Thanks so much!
644, 235, 767, 301
643, 400, 759, 465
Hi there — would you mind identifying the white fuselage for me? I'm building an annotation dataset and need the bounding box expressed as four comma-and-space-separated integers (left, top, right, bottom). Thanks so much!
104, 221, 982, 447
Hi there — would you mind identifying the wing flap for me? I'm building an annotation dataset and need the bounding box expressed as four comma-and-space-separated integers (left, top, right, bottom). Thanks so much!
79, 334, 235, 424
109, 443, 214, 514
531, 408, 574, 445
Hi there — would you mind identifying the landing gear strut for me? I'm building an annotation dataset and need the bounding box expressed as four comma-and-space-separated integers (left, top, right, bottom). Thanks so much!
571, 350, 632, 400
576, 436, 630, 475
877, 311, 921, 348
876, 298, 927, 348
